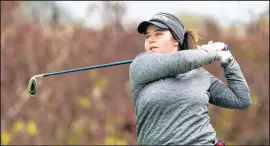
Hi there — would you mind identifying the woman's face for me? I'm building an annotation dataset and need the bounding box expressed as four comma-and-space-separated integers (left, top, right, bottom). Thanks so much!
144, 24, 179, 54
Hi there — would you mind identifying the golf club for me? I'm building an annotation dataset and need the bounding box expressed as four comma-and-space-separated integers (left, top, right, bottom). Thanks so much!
27, 60, 133, 96
27, 45, 229, 96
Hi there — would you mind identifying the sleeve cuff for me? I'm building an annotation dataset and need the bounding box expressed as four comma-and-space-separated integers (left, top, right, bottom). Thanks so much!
221, 56, 234, 68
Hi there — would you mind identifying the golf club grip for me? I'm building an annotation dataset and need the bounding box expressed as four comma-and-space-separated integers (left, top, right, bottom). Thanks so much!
43, 60, 133, 77
222, 44, 229, 51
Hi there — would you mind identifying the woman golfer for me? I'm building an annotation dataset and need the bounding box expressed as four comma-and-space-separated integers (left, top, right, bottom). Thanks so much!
129, 12, 251, 145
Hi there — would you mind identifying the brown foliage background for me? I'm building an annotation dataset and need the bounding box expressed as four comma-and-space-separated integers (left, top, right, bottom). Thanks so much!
1, 1, 269, 145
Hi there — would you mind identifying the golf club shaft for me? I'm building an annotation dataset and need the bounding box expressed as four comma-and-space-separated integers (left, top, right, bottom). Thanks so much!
41, 60, 133, 78
35, 45, 229, 78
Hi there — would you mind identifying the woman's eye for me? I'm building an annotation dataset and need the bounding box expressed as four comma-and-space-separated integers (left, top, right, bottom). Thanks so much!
145, 35, 150, 39
156, 33, 163, 36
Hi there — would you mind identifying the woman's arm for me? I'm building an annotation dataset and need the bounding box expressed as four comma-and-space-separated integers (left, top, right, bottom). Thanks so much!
129, 48, 218, 86
208, 57, 251, 109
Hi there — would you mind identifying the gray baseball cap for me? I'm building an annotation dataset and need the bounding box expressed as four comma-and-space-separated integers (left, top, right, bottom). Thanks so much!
137, 12, 185, 46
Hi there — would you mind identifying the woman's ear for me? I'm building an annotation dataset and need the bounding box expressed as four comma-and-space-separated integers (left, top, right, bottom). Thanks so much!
174, 41, 179, 47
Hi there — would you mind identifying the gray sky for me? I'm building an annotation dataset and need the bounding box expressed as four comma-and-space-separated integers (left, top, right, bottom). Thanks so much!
56, 1, 269, 29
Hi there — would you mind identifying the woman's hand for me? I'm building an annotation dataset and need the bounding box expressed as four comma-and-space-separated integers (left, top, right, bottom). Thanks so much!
217, 50, 233, 63
199, 41, 226, 51
207, 40, 233, 63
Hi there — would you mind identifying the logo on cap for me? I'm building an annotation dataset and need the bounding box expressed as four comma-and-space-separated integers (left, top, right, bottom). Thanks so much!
151, 14, 169, 21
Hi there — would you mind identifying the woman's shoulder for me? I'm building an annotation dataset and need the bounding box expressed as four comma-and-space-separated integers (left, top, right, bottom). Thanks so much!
135, 52, 147, 59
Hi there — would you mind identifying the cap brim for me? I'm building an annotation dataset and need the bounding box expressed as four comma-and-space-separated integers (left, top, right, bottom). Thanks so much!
137, 21, 169, 34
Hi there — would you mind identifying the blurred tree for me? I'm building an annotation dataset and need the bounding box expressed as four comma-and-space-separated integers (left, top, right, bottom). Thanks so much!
51, 4, 59, 28
12, 1, 73, 27
176, 12, 201, 29
1, 1, 4, 12
86, 1, 127, 32
1, 1, 19, 27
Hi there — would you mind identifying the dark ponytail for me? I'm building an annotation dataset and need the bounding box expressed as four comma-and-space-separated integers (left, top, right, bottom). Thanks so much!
180, 29, 201, 50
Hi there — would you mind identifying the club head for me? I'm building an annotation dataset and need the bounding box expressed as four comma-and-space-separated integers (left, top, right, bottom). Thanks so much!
27, 77, 37, 96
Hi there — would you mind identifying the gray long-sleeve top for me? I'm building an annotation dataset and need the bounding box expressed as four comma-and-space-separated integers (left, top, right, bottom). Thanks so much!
129, 48, 251, 145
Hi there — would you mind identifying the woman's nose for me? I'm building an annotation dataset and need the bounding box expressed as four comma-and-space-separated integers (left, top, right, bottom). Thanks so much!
148, 37, 155, 43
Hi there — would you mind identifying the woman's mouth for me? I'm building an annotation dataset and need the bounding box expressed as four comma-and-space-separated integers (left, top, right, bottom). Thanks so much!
150, 46, 158, 51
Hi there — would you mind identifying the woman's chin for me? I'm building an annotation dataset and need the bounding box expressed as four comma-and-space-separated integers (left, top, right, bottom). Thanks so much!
149, 49, 161, 54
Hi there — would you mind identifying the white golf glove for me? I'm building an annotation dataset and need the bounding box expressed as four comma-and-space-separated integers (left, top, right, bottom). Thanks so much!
200, 42, 226, 52
200, 41, 233, 63
217, 50, 233, 63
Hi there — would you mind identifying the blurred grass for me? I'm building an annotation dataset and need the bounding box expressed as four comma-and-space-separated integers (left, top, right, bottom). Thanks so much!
1, 132, 12, 145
